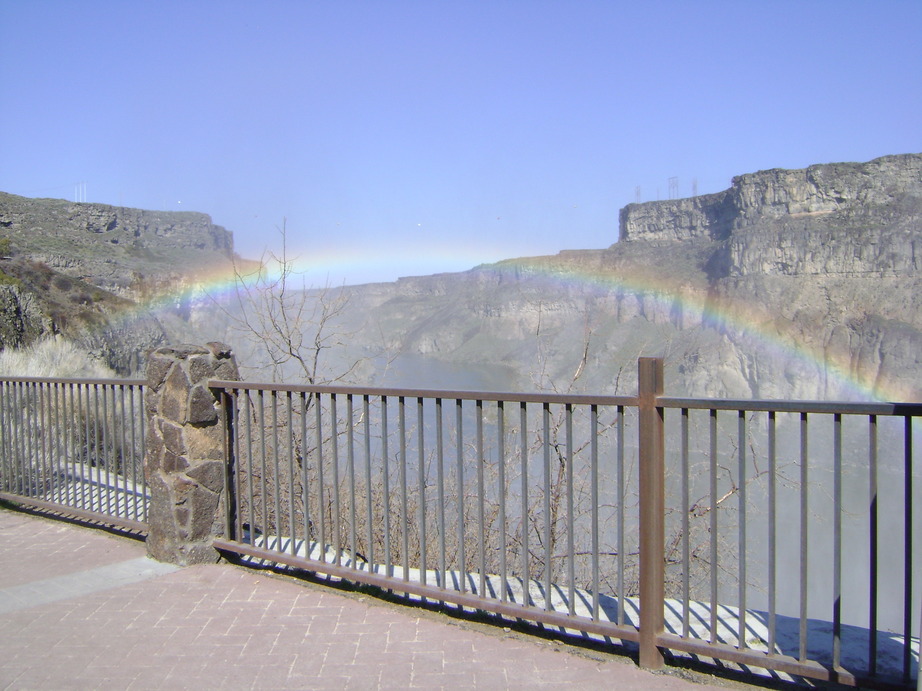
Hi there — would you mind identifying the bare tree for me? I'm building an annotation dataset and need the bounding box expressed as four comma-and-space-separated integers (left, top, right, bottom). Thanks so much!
222, 219, 361, 386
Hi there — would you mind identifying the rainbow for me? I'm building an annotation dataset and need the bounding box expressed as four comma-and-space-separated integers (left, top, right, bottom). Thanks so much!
108, 250, 919, 403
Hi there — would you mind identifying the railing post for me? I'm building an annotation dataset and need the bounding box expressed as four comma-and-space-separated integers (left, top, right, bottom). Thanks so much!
638, 356, 665, 669
220, 387, 237, 543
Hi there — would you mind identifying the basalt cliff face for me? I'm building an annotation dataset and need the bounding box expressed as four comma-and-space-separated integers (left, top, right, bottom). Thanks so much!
332, 154, 922, 401
0, 192, 235, 298
0, 192, 240, 373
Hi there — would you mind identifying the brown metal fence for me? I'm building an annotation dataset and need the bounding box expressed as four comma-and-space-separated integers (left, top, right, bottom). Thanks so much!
0, 376, 148, 531
0, 360, 918, 688
211, 358, 920, 689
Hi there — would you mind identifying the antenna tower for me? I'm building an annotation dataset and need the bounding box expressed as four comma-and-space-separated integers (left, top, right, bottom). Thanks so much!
668, 176, 679, 200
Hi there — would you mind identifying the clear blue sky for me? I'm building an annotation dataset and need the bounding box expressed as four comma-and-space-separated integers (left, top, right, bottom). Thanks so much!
1, 1, 920, 284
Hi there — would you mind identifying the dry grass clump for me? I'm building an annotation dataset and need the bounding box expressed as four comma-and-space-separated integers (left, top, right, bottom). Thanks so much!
0, 337, 116, 379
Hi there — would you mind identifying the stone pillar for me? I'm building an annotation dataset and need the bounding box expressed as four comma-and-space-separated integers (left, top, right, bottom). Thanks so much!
144, 343, 239, 565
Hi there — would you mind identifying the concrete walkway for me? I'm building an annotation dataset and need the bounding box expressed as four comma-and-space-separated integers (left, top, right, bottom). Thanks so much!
0, 506, 732, 690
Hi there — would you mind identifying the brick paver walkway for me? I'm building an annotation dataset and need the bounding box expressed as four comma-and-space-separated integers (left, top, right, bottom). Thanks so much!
0, 506, 729, 690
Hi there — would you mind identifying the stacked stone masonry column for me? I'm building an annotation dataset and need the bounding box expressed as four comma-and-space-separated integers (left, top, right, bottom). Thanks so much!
144, 342, 239, 565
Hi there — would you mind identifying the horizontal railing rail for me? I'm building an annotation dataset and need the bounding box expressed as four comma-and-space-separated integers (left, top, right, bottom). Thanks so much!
0, 377, 148, 531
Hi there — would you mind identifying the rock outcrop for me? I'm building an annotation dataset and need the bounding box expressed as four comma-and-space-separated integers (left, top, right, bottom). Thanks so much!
619, 154, 921, 245
0, 192, 243, 374
0, 192, 235, 298
325, 154, 922, 401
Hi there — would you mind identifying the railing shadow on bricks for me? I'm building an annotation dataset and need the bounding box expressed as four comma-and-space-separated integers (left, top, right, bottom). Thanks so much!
0, 345, 919, 689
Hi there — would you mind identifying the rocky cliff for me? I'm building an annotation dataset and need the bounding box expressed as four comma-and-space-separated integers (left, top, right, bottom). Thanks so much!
328, 154, 922, 401
0, 192, 241, 373
0, 192, 235, 298
2, 154, 919, 400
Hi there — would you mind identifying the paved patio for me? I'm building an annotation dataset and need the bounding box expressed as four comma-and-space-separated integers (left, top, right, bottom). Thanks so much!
0, 505, 734, 690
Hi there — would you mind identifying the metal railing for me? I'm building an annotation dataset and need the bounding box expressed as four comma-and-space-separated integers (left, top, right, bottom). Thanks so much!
0, 377, 148, 531
211, 378, 643, 645
210, 358, 920, 689
0, 361, 918, 688
656, 395, 921, 687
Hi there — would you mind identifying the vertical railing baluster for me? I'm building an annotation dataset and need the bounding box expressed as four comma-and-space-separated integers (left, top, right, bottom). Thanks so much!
118, 385, 129, 519
566, 403, 575, 616
92, 384, 102, 512
799, 411, 809, 663
5, 381, 15, 494
37, 382, 47, 500
15, 382, 24, 496
61, 383, 69, 505
363, 395, 373, 568
0, 383, 7, 492
314, 394, 326, 560
591, 404, 599, 621
417, 397, 426, 589
47, 383, 57, 504
330, 394, 341, 565
220, 388, 236, 541
381, 396, 391, 577
346, 394, 356, 568
617, 404, 625, 627
455, 398, 464, 592
399, 396, 408, 582
229, 389, 242, 542
271, 391, 282, 549
59, 383, 69, 505
287, 392, 296, 556
709, 408, 718, 643
436, 397, 446, 588
832, 413, 842, 669
681, 407, 690, 639
476, 399, 485, 597
498, 400, 507, 602
1, 382, 10, 493
768, 410, 777, 655
244, 392, 255, 546
130, 385, 139, 522
301, 393, 310, 556
258, 391, 268, 545
138, 385, 147, 523
20, 383, 30, 497
78, 383, 87, 506
101, 383, 112, 517
520, 401, 529, 607
738, 410, 747, 650
20, 383, 33, 497
868, 414, 878, 675
543, 402, 551, 612
902, 414, 913, 684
